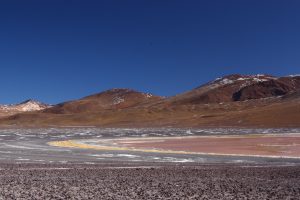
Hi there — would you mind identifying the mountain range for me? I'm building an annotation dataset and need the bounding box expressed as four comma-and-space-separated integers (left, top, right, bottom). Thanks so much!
0, 74, 300, 127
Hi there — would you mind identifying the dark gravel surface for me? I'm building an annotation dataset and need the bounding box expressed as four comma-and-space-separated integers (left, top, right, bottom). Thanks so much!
0, 164, 299, 199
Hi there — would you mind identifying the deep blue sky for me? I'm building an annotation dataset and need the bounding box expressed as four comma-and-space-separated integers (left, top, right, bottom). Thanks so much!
0, 0, 299, 104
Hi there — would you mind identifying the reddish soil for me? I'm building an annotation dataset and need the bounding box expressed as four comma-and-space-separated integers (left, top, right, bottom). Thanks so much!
119, 135, 300, 157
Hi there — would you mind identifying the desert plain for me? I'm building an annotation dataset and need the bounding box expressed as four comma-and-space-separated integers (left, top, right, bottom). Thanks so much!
0, 128, 299, 199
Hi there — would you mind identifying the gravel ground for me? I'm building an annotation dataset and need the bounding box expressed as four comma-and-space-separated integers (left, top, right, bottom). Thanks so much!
0, 164, 299, 199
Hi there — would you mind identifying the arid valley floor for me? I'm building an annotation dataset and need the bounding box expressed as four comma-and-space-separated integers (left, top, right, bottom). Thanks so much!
0, 128, 300, 199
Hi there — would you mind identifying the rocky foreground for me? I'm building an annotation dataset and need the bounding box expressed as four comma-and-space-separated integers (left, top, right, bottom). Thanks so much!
0, 164, 299, 199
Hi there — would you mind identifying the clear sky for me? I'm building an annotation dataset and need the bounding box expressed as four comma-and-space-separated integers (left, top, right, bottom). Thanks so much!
0, 0, 299, 104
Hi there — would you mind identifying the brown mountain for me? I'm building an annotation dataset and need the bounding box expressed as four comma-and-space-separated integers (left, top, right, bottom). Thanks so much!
43, 88, 163, 114
0, 74, 299, 128
164, 74, 300, 105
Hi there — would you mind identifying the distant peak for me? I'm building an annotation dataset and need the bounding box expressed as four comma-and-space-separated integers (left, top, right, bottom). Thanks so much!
0, 99, 51, 112
18, 99, 50, 106
19, 99, 39, 104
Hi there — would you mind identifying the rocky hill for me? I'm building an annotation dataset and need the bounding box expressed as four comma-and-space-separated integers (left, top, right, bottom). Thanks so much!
43, 88, 163, 114
165, 74, 300, 105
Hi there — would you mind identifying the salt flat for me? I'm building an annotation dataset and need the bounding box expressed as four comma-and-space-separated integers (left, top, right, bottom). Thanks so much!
0, 128, 300, 164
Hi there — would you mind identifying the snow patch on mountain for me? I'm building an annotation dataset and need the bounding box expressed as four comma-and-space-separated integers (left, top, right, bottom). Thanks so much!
144, 93, 153, 98
16, 100, 49, 111
219, 78, 234, 85
112, 97, 125, 105
198, 74, 278, 92
0, 100, 51, 112
214, 74, 274, 86
287, 74, 300, 77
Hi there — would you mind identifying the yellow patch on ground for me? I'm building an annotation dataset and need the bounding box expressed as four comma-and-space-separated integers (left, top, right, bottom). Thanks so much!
48, 140, 189, 154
